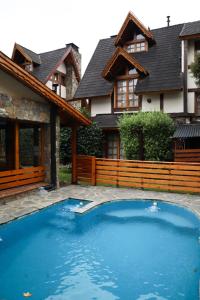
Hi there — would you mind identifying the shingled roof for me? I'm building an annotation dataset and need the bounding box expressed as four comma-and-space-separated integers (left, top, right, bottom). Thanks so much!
75, 23, 184, 98
12, 44, 80, 84
92, 114, 121, 128
32, 47, 67, 82
180, 20, 200, 38
19, 45, 41, 65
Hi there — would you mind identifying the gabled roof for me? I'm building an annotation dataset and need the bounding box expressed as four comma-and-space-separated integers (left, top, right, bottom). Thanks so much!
12, 43, 41, 65
12, 44, 80, 84
102, 47, 148, 80
75, 23, 183, 98
115, 11, 154, 46
180, 20, 200, 39
33, 46, 80, 83
0, 52, 90, 126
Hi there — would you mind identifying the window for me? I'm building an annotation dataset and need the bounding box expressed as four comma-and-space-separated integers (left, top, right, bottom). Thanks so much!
105, 132, 124, 159
61, 75, 66, 86
52, 72, 66, 97
126, 42, 146, 53
19, 124, 42, 167
195, 41, 200, 55
116, 79, 138, 108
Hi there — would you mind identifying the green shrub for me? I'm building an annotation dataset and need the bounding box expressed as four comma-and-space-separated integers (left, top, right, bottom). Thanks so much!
118, 111, 175, 161
60, 109, 104, 164
190, 53, 200, 86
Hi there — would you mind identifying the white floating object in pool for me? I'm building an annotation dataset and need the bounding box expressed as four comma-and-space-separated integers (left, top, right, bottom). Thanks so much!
80, 202, 83, 206
147, 201, 160, 213
0, 237, 3, 242
23, 292, 32, 297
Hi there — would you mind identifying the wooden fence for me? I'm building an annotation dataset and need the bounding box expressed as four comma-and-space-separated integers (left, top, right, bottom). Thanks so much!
0, 166, 46, 191
174, 149, 200, 162
76, 155, 200, 194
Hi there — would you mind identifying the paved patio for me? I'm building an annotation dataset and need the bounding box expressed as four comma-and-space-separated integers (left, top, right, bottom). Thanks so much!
0, 185, 200, 225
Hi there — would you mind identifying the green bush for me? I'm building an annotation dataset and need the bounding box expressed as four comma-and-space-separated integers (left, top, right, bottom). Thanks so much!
190, 53, 200, 86
60, 109, 104, 164
119, 111, 175, 161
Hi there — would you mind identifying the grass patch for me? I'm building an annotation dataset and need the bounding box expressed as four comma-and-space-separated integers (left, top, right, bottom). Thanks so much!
59, 166, 71, 185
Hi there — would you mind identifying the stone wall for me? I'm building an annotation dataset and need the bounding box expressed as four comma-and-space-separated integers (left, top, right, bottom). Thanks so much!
0, 93, 50, 123
65, 47, 81, 100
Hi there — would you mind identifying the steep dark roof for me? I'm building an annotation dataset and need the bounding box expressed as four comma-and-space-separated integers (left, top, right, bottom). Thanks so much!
75, 23, 184, 98
173, 124, 200, 138
180, 20, 200, 37
32, 47, 67, 83
92, 114, 121, 128
75, 38, 115, 99
135, 24, 183, 93
20, 45, 41, 65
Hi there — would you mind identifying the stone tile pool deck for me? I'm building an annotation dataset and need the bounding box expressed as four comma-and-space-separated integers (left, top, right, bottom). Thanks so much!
0, 185, 200, 224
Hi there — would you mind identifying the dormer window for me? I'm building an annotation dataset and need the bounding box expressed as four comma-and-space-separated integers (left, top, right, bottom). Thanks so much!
24, 63, 33, 72
124, 32, 147, 54
126, 41, 147, 53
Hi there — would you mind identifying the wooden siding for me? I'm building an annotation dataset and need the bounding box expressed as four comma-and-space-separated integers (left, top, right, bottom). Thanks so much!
0, 166, 45, 191
76, 156, 200, 194
174, 149, 200, 162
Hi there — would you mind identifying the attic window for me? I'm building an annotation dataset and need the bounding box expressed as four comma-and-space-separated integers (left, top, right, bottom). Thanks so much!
126, 41, 146, 53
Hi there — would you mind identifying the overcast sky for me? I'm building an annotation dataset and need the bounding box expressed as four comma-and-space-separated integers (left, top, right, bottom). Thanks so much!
1, 0, 200, 74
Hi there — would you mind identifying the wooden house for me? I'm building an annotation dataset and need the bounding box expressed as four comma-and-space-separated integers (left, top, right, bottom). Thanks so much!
74, 12, 200, 161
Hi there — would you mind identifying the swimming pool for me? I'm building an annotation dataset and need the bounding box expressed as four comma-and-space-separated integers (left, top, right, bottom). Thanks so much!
0, 199, 199, 300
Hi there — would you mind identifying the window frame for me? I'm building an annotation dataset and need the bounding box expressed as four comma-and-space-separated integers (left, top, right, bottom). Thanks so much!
124, 34, 148, 54
114, 68, 140, 111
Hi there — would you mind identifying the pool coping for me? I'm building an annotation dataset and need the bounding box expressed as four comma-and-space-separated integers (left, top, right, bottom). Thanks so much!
0, 185, 200, 225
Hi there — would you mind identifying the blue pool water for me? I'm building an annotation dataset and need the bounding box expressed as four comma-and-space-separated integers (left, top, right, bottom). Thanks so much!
0, 199, 199, 300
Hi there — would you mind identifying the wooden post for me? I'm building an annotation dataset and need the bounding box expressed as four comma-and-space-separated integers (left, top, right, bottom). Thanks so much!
91, 156, 96, 186
14, 122, 20, 169
40, 125, 45, 166
71, 126, 77, 184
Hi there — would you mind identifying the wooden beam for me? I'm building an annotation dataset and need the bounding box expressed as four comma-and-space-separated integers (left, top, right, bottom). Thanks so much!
14, 122, 20, 170
71, 126, 77, 184
183, 40, 188, 114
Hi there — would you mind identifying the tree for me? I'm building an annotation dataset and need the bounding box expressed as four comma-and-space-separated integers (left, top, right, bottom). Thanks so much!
190, 53, 200, 86
118, 111, 175, 161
